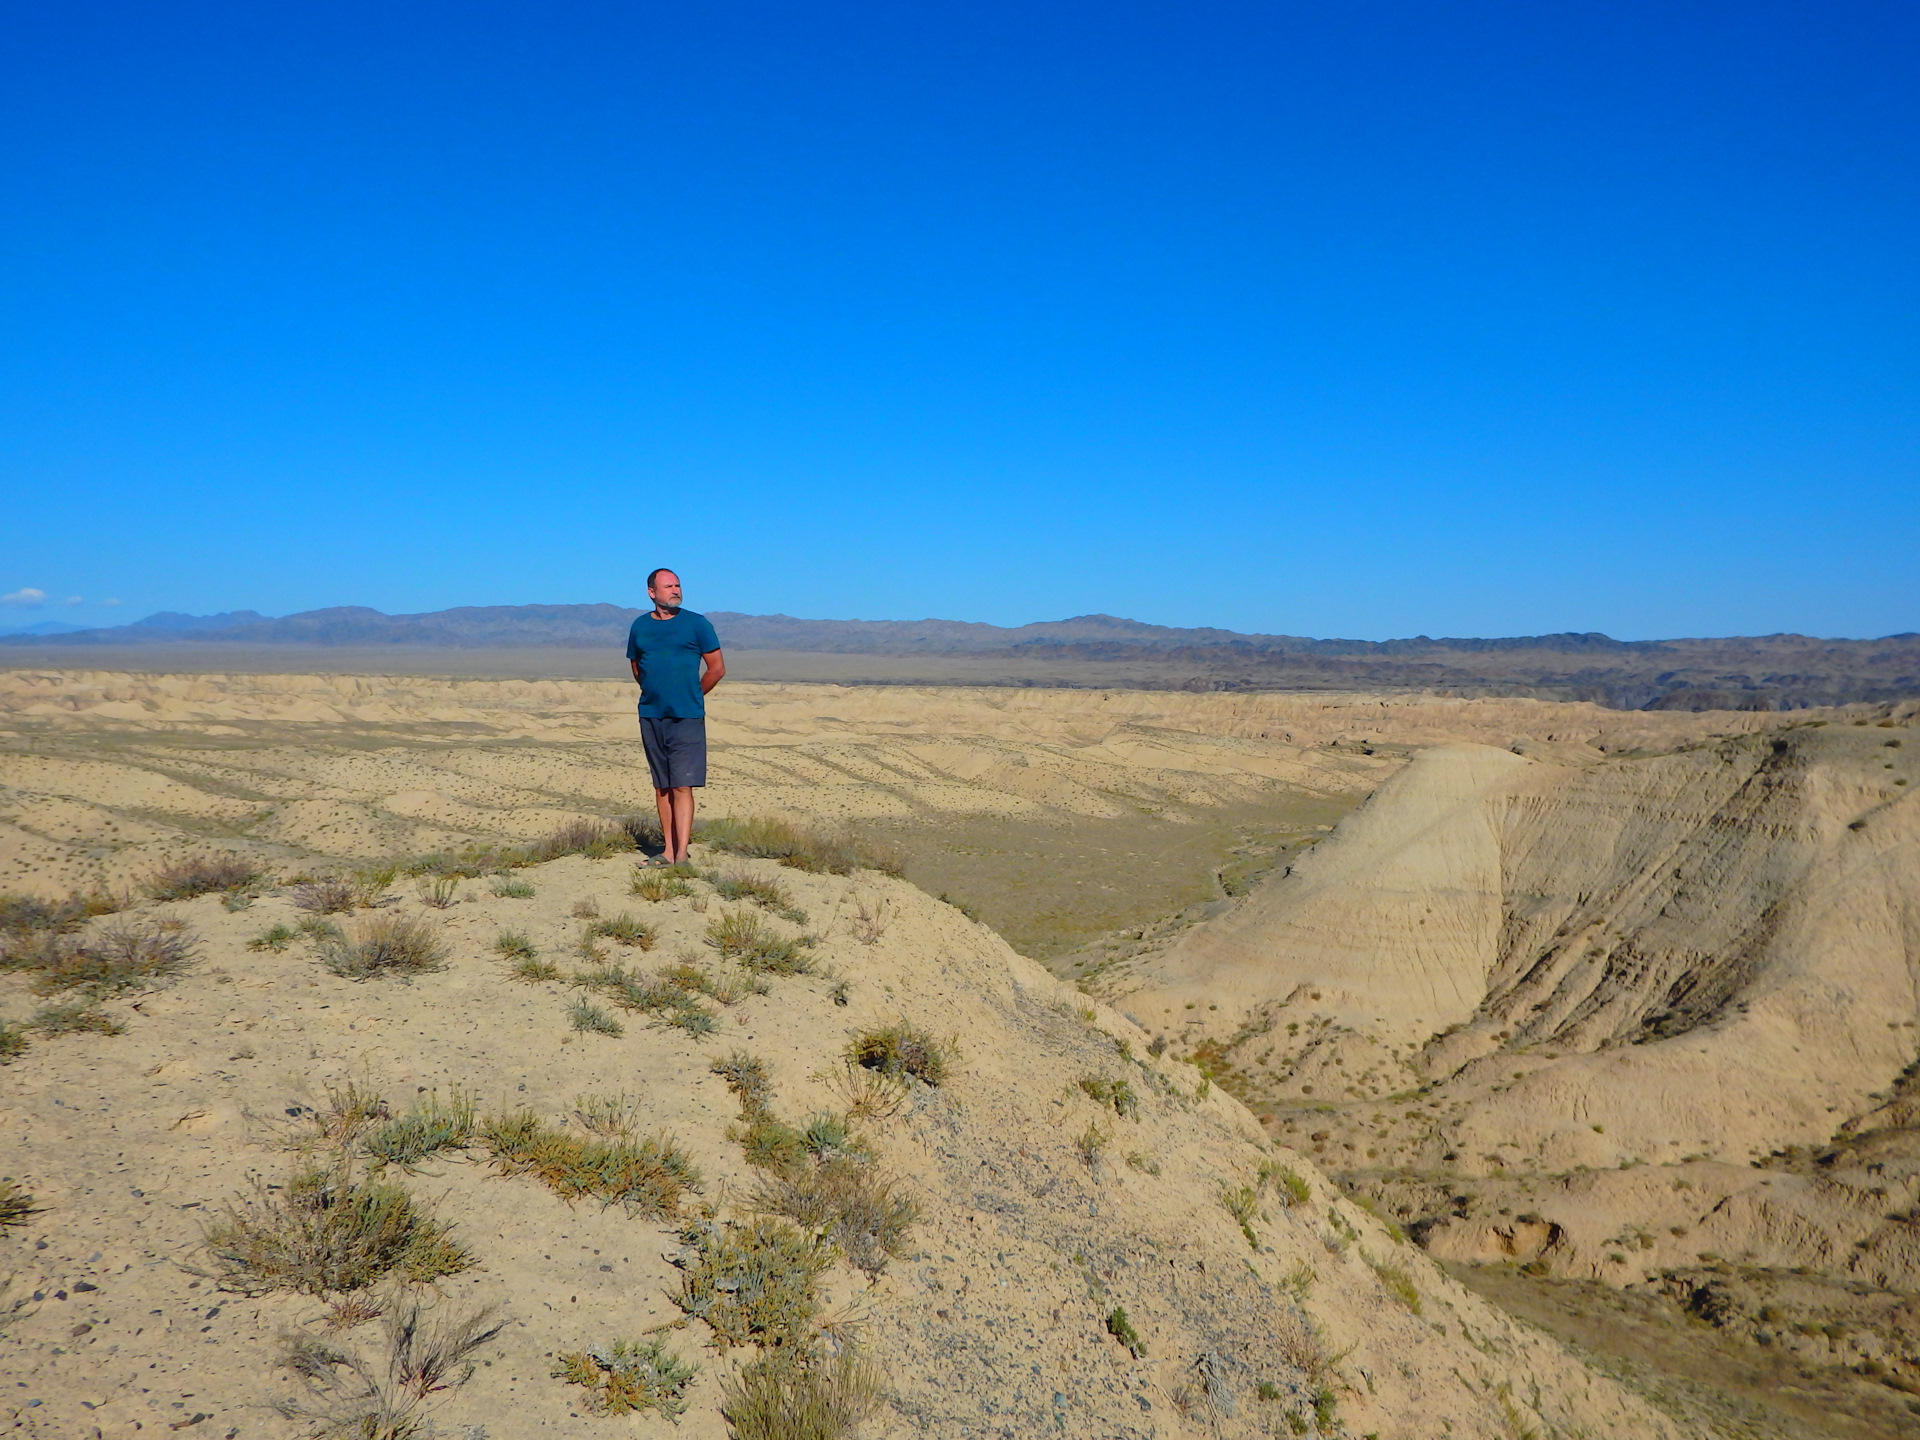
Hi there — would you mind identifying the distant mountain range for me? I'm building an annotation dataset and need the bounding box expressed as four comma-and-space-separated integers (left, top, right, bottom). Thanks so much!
4, 602, 1916, 710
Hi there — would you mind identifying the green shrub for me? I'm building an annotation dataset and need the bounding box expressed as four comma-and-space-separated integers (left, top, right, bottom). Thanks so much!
671, 1217, 829, 1348
29, 1001, 124, 1037
490, 877, 535, 899
248, 923, 297, 953
587, 913, 656, 950
704, 869, 808, 924
712, 1051, 774, 1115
1366, 1254, 1422, 1314
567, 997, 624, 1036
705, 911, 811, 974
1078, 1075, 1140, 1119
364, 1091, 476, 1169
1106, 1306, 1146, 1358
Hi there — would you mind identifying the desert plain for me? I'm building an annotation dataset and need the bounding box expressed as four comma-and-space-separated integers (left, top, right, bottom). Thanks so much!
2, 663, 1917, 1438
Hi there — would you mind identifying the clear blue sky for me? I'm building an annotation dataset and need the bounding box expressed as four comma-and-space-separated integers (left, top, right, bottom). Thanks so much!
3, 1, 1915, 639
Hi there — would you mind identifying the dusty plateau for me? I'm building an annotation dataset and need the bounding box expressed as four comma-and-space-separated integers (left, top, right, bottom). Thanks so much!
2, 667, 1917, 1438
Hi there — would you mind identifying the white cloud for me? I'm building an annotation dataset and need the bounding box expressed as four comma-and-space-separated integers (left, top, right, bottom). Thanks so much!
64, 595, 84, 606
1, 587, 47, 608
102, 597, 121, 606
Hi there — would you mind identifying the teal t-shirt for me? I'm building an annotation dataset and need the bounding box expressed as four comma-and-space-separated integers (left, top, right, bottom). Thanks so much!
625, 609, 721, 718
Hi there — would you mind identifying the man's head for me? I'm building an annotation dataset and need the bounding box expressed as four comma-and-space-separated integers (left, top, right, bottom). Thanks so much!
647, 568, 682, 614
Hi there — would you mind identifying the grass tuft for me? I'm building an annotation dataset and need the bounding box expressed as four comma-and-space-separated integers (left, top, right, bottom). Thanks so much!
568, 1092, 643, 1138
248, 923, 297, 953
1221, 1184, 1261, 1249
704, 868, 807, 923
705, 910, 811, 974
719, 1348, 883, 1440
712, 1051, 775, 1114
205, 1163, 471, 1296
1366, 1254, 1423, 1314
586, 913, 656, 949
478, 1110, 699, 1215
697, 814, 903, 877
553, 1338, 698, 1419
145, 853, 264, 901
275, 1299, 501, 1439
750, 1157, 918, 1275
567, 996, 624, 1036
0, 1020, 26, 1064
319, 915, 449, 980
490, 876, 535, 899
414, 874, 460, 909
492, 929, 536, 962
300, 1082, 392, 1147
630, 867, 695, 902
364, 1091, 476, 1170
529, 817, 638, 862
29, 1000, 125, 1037
848, 1022, 951, 1086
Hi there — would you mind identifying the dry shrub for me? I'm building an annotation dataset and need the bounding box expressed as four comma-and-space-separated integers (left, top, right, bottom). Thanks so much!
276, 1299, 502, 1439
479, 1110, 699, 1215
301, 1081, 392, 1147
698, 815, 904, 877
850, 894, 891, 946
363, 1091, 475, 1170
552, 1338, 698, 1419
414, 874, 460, 909
720, 1347, 883, 1440
822, 1060, 909, 1121
205, 1164, 472, 1297
19, 920, 196, 997
0, 1180, 41, 1230
319, 915, 448, 980
530, 817, 638, 862
712, 1051, 775, 1115
568, 1092, 644, 1138
145, 852, 264, 900
0, 1020, 26, 1065
671, 1217, 829, 1348
750, 1158, 918, 1275
291, 878, 358, 915
848, 1022, 951, 1086
0, 891, 120, 935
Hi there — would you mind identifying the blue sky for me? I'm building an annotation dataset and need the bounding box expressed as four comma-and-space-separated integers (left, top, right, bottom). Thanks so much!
3, 1, 1915, 640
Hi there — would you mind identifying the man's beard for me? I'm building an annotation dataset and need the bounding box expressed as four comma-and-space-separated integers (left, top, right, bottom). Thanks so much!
655, 600, 681, 614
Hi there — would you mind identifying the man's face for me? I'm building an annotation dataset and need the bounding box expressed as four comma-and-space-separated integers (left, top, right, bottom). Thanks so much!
649, 572, 683, 611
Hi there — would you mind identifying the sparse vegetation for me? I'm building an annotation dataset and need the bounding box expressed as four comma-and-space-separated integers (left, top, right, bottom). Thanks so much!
705, 910, 811, 974
751, 1156, 919, 1275
529, 817, 639, 862
0, 1019, 27, 1064
1079, 1074, 1140, 1119
0, 890, 120, 935
1126, 1152, 1162, 1176
0, 1180, 40, 1230
13, 919, 197, 997
1106, 1305, 1147, 1358
363, 1091, 475, 1169
492, 928, 536, 962
1261, 1161, 1311, 1207
478, 1110, 699, 1215
490, 876, 535, 899
512, 955, 561, 982
275, 1300, 502, 1439
29, 1000, 124, 1037
712, 1051, 775, 1115
568, 1092, 644, 1138
567, 996, 624, 1036
719, 1347, 883, 1440
848, 1021, 951, 1086
1221, 1184, 1261, 1248
824, 1059, 910, 1120
205, 1163, 472, 1296
1076, 1121, 1111, 1166
697, 814, 903, 877
248, 922, 297, 952
586, 912, 656, 949
552, 1338, 698, 1419
318, 914, 449, 980
1365, 1253, 1422, 1314
299, 1081, 392, 1147
671, 1216, 830, 1348
850, 893, 891, 946
631, 867, 695, 902
705, 868, 809, 923
145, 853, 263, 900
414, 874, 460, 909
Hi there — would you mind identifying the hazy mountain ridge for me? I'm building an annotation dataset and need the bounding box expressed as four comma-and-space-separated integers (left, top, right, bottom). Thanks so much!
4, 602, 1916, 710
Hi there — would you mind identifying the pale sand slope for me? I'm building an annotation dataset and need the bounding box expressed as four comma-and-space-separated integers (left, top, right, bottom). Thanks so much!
1113, 710, 1920, 1290
0, 853, 1689, 1438
0, 669, 1778, 900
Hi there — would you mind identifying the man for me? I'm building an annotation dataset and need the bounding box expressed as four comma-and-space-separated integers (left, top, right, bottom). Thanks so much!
626, 568, 724, 865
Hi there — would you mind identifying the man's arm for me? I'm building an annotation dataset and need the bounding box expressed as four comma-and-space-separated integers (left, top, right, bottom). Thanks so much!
630, 658, 642, 685
700, 649, 726, 694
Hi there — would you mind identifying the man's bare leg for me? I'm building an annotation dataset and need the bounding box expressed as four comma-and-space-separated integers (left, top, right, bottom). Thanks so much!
655, 786, 695, 864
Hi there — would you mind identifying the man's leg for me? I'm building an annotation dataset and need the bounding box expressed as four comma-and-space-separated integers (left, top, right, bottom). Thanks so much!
654, 786, 675, 861
669, 786, 695, 863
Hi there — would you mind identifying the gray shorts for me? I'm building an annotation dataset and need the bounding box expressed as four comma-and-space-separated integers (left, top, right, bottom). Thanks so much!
640, 716, 707, 789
